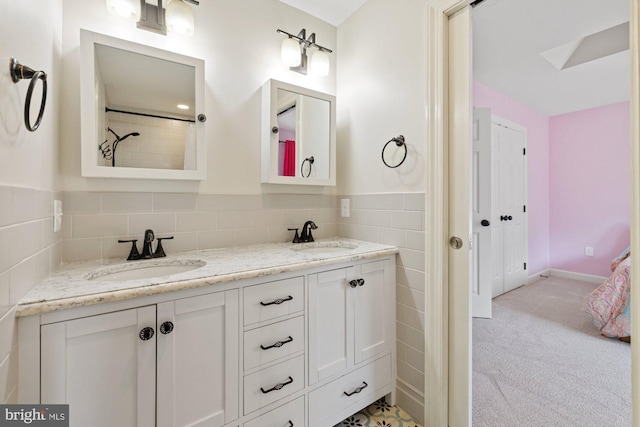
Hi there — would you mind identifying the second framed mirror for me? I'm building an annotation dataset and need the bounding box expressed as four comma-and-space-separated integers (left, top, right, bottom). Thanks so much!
261, 79, 336, 186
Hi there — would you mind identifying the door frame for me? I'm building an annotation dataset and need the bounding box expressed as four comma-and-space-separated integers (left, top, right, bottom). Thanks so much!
424, 1, 639, 426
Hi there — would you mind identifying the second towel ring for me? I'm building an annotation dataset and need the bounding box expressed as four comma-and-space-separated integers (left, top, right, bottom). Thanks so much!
10, 57, 48, 132
382, 135, 407, 168
301, 156, 315, 178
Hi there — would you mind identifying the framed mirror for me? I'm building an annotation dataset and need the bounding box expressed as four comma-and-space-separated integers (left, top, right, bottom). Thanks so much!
80, 29, 206, 180
261, 79, 336, 186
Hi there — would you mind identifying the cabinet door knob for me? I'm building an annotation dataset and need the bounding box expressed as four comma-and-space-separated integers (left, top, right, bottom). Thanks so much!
507, 215, 513, 221
481, 219, 490, 227
139, 327, 154, 341
160, 321, 174, 335
260, 376, 293, 394
343, 381, 368, 396
349, 278, 365, 288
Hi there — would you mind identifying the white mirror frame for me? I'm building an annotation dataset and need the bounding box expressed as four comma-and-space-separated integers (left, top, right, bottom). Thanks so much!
261, 79, 336, 186
80, 29, 206, 180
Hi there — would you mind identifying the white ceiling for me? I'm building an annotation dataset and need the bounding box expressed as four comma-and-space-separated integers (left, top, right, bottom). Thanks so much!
283, 0, 630, 117
96, 44, 195, 117
278, 0, 367, 26
473, 0, 630, 116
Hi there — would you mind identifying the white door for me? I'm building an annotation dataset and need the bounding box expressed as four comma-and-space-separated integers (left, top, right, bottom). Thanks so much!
471, 108, 493, 318
308, 267, 353, 384
157, 290, 239, 427
447, 6, 472, 426
491, 118, 528, 296
41, 306, 157, 427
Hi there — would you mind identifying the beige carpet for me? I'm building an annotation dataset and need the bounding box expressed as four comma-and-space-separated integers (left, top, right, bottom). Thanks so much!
473, 276, 631, 426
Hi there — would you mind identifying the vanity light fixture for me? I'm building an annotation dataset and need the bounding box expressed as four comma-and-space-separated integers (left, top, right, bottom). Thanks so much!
277, 28, 333, 76
106, 0, 198, 36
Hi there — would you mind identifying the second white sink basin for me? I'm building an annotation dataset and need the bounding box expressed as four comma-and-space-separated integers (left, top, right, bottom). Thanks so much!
291, 242, 358, 254
87, 259, 206, 282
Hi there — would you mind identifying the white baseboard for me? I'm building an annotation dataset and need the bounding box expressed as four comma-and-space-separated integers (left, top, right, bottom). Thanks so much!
396, 379, 424, 425
548, 269, 607, 284
528, 269, 550, 284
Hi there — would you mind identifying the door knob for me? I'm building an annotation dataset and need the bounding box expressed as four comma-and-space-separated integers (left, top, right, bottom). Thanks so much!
481, 219, 490, 227
449, 236, 463, 249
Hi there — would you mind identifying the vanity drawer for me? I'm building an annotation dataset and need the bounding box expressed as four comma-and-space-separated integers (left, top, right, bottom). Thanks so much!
244, 316, 304, 371
243, 396, 304, 427
308, 354, 391, 426
243, 277, 304, 326
244, 354, 304, 415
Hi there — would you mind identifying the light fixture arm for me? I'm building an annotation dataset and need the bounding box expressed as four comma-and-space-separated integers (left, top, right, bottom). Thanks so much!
276, 29, 333, 53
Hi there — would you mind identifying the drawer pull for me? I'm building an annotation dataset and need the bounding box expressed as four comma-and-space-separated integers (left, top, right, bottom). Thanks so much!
260, 336, 293, 350
260, 376, 293, 394
260, 295, 293, 306
343, 381, 368, 397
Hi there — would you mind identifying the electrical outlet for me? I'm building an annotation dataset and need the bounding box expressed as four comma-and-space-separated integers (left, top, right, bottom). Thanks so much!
585, 246, 594, 257
341, 199, 350, 218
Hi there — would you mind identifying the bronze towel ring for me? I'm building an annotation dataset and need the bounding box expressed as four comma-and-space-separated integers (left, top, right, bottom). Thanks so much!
381, 135, 407, 168
10, 57, 48, 132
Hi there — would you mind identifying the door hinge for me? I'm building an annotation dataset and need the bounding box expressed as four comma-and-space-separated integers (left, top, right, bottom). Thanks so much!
524, 262, 527, 270
523, 148, 526, 155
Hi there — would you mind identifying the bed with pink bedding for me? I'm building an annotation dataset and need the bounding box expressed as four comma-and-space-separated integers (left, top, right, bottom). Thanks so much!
583, 248, 631, 339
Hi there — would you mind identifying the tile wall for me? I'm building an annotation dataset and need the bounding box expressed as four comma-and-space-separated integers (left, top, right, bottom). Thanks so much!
337, 193, 426, 424
61, 192, 338, 261
0, 186, 62, 403
105, 112, 190, 170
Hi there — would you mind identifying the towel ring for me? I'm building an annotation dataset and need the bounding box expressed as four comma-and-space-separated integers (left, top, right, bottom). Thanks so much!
10, 57, 48, 132
381, 135, 407, 168
301, 156, 314, 178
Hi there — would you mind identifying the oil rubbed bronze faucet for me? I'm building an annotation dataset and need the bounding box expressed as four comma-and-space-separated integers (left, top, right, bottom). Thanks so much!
118, 229, 174, 260
299, 220, 318, 243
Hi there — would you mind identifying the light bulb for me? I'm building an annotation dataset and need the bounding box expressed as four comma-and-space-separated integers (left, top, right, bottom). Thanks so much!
281, 38, 302, 67
106, 0, 140, 19
166, 0, 195, 36
310, 49, 330, 77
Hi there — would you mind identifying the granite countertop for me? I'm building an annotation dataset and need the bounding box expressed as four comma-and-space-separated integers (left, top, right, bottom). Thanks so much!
17, 238, 398, 317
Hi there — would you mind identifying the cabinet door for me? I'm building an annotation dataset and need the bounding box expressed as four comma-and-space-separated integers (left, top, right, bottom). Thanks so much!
308, 267, 354, 385
41, 306, 157, 427
353, 260, 393, 364
157, 290, 239, 427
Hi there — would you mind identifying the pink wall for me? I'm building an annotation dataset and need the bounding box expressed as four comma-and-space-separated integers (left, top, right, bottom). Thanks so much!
473, 82, 551, 275
549, 102, 630, 277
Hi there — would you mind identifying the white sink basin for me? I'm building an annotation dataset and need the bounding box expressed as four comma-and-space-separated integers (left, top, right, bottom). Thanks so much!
291, 242, 358, 254
87, 259, 206, 282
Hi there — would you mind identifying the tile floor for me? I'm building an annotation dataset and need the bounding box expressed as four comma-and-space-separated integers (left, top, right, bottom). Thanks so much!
335, 399, 422, 427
